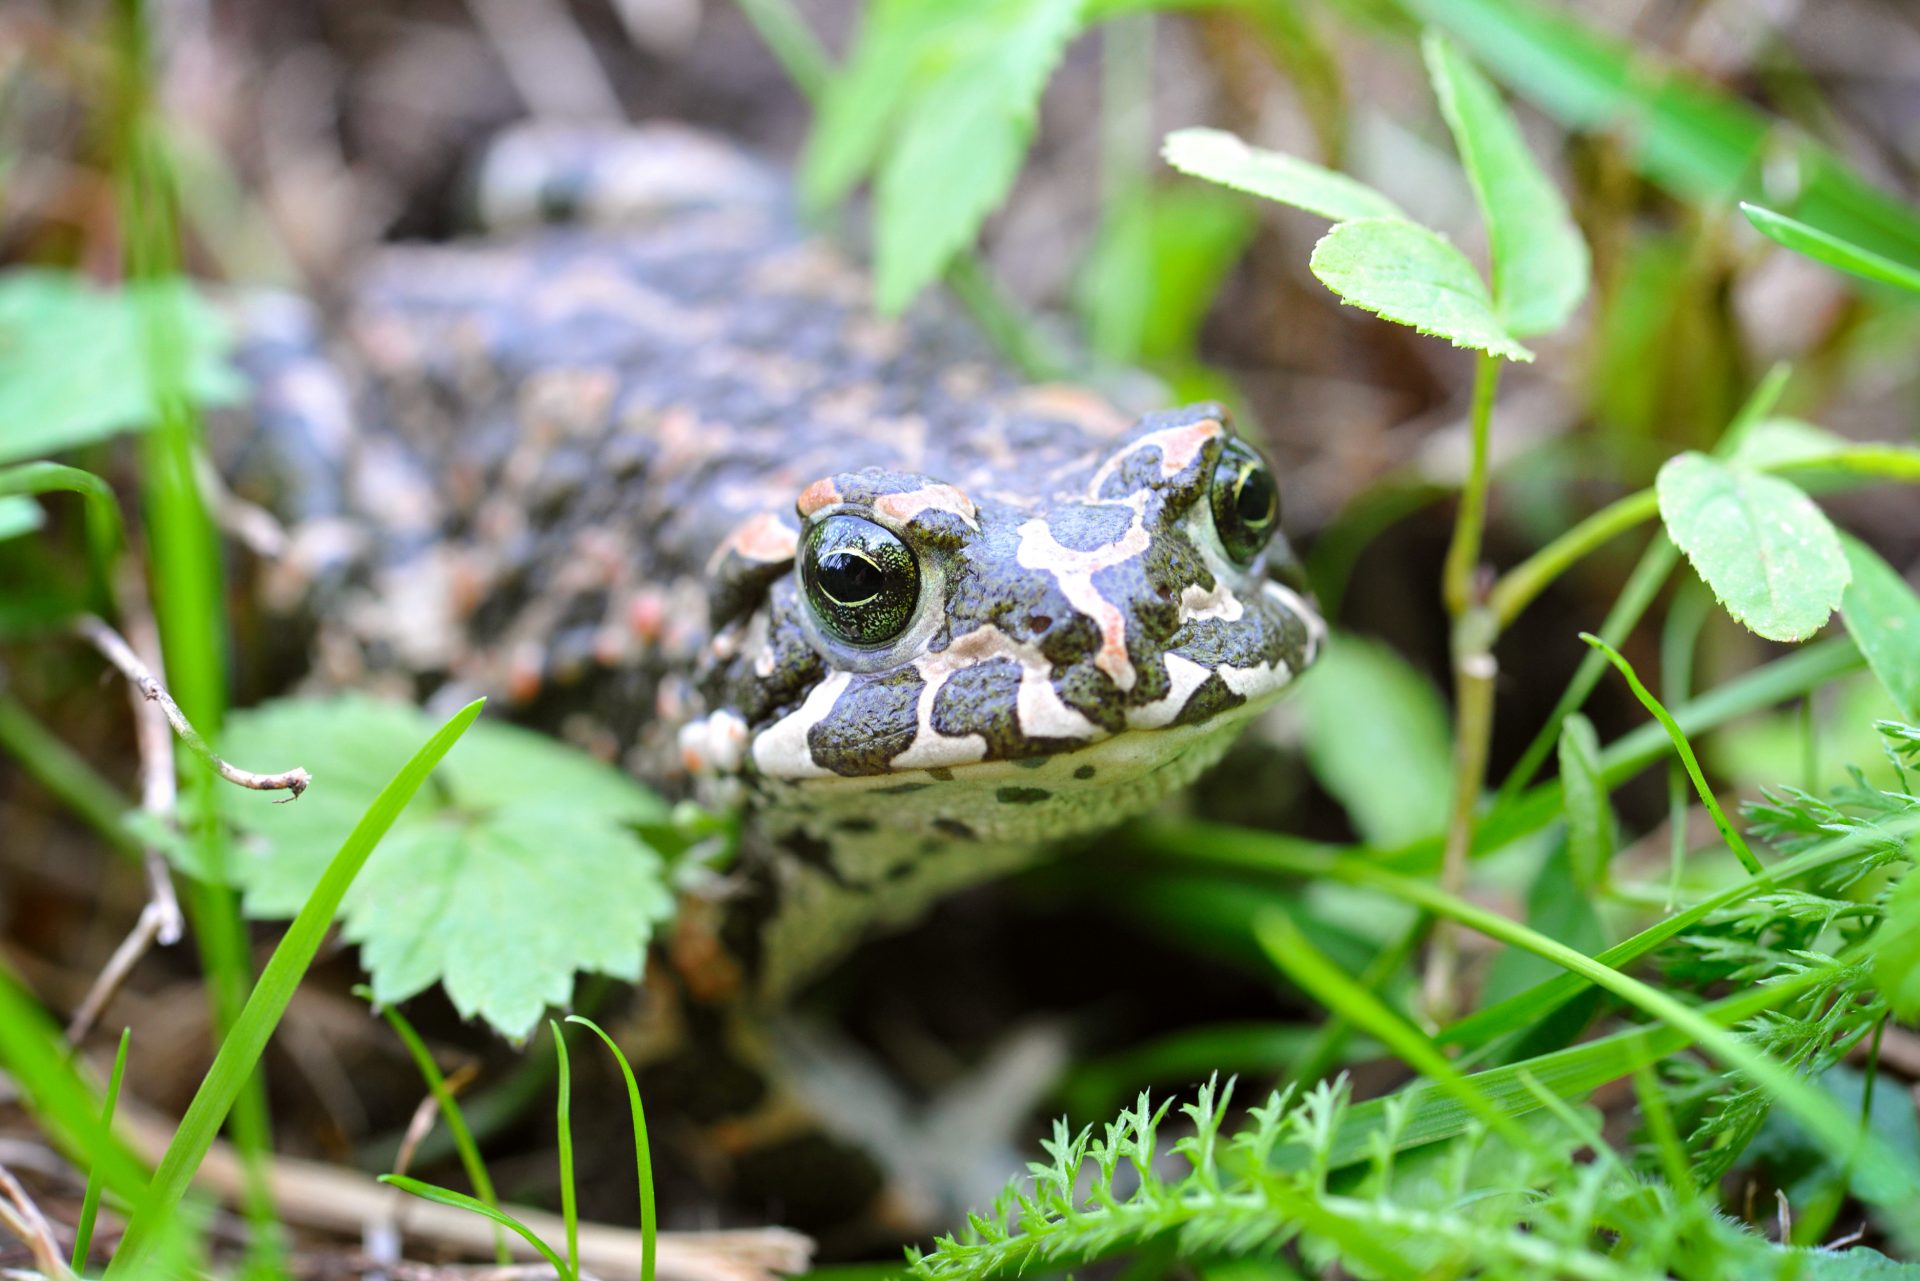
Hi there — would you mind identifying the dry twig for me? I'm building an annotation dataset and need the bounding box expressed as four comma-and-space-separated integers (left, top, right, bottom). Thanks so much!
0, 1163, 75, 1281
74, 613, 310, 799
67, 608, 186, 1042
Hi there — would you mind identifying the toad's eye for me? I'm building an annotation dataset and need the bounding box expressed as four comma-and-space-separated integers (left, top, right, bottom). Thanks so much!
1209, 440, 1280, 566
802, 514, 921, 646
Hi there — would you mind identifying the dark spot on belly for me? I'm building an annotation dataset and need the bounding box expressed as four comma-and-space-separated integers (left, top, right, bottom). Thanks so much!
836, 817, 877, 834
996, 786, 1051, 805
1074, 764, 1096, 780
933, 818, 976, 840
929, 767, 956, 782
1013, 755, 1049, 769
875, 781, 931, 794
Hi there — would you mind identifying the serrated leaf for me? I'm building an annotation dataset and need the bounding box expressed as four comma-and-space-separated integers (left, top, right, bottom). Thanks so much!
1297, 634, 1452, 847
0, 270, 243, 465
214, 696, 674, 1040
1422, 32, 1588, 337
1656, 452, 1850, 642
1308, 218, 1533, 361
1160, 127, 1406, 223
1741, 203, 1920, 297
1839, 534, 1920, 722
872, 0, 1082, 313
0, 495, 42, 542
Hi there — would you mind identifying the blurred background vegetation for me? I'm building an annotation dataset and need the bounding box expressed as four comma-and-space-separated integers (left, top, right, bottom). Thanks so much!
3, 0, 1920, 1275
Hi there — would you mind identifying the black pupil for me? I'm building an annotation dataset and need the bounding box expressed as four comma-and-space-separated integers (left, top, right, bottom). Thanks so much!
818, 549, 882, 605
1235, 466, 1276, 526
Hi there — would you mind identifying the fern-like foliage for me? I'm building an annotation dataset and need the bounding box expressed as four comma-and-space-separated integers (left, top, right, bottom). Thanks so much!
907, 1074, 1895, 1281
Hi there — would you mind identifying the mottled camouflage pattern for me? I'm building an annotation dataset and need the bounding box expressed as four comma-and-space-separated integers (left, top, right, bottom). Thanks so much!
230, 124, 1323, 994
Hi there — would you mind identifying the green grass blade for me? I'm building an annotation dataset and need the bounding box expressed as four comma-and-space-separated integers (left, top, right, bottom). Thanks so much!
71, 1027, 132, 1274
1143, 825, 1920, 1226
1742, 203, 1920, 296
359, 985, 508, 1263
1435, 818, 1911, 1051
1400, 0, 1920, 268
1580, 633, 1762, 874
567, 1016, 656, 1281
1254, 911, 1530, 1149
553, 1020, 579, 1281
106, 699, 486, 1279
380, 1175, 574, 1281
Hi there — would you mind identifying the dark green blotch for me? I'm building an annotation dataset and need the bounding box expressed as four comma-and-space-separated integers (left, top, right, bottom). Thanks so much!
875, 781, 932, 795
807, 668, 924, 775
1172, 672, 1246, 726
933, 817, 977, 840
996, 786, 1052, 805
1073, 764, 1096, 780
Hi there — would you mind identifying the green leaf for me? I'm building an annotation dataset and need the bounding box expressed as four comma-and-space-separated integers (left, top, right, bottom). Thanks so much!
1160, 127, 1405, 222
1730, 416, 1850, 469
108, 700, 485, 1279
1296, 634, 1452, 847
214, 697, 675, 1040
0, 495, 42, 542
1554, 712, 1612, 891
1742, 203, 1920, 297
799, 0, 968, 210
1421, 32, 1588, 336
1874, 871, 1920, 1024
0, 270, 243, 465
872, 0, 1082, 313
1656, 452, 1850, 643
1075, 184, 1257, 366
1783, 1247, 1920, 1280
1402, 0, 1920, 270
380, 1176, 576, 1281
1839, 535, 1920, 723
1308, 218, 1533, 362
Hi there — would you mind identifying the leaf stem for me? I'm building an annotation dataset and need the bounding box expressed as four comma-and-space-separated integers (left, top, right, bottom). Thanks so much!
1441, 354, 1502, 617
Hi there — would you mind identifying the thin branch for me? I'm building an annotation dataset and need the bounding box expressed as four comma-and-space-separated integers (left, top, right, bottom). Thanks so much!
67, 607, 188, 1042
0, 1163, 76, 1281
73, 613, 310, 800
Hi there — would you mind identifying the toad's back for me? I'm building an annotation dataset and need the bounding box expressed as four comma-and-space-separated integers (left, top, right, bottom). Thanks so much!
234, 124, 1321, 989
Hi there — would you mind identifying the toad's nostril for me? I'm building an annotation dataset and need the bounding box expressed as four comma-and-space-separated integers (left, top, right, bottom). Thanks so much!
1028, 613, 1053, 633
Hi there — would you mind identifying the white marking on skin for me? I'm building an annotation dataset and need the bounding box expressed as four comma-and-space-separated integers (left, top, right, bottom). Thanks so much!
1015, 496, 1151, 692
1179, 579, 1244, 623
750, 670, 852, 779
874, 483, 979, 530
1218, 660, 1289, 698
680, 710, 749, 775
710, 511, 799, 571
1126, 653, 1213, 729
1264, 581, 1328, 664
892, 625, 1098, 768
1084, 418, 1222, 499
796, 477, 844, 518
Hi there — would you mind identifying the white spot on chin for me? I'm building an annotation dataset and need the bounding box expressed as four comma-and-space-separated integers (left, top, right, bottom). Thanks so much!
1015, 495, 1151, 692
750, 670, 851, 779
1126, 653, 1213, 729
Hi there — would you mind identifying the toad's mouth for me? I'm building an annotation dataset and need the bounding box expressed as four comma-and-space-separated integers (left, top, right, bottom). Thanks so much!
746, 678, 1295, 845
